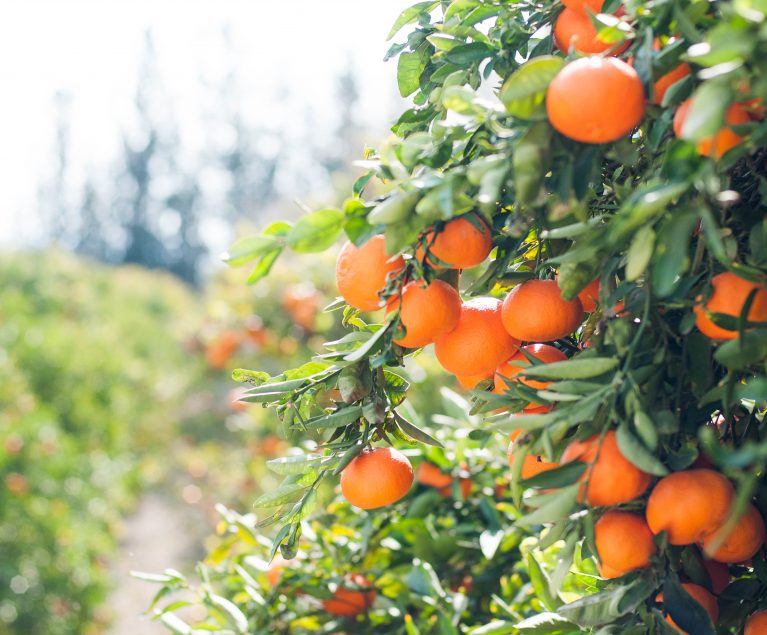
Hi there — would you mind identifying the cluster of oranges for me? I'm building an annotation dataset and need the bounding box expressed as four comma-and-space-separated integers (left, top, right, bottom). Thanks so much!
543, 0, 763, 152
331, 213, 767, 626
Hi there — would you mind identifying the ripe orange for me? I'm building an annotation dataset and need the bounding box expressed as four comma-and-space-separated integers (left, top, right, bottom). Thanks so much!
746, 611, 767, 635
206, 330, 241, 369
340, 447, 414, 509
266, 554, 289, 586
694, 272, 767, 340
598, 562, 625, 579
420, 213, 493, 269
653, 62, 691, 105
415, 462, 472, 498
336, 235, 405, 312
554, 8, 629, 55
561, 0, 604, 12
578, 278, 601, 312
673, 100, 751, 159
435, 297, 519, 376
646, 469, 734, 545
507, 441, 559, 480
657, 583, 719, 633
702, 557, 730, 594
561, 430, 651, 506
388, 279, 461, 348
502, 279, 584, 342
455, 371, 493, 390
546, 57, 645, 144
703, 504, 765, 563
595, 510, 656, 578
281, 283, 322, 331
323, 574, 376, 616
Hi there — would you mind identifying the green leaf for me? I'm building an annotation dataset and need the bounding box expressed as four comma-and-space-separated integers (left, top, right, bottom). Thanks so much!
516, 484, 578, 526
444, 42, 496, 65
387, 1, 438, 40
253, 482, 307, 508
513, 613, 578, 634
159, 614, 192, 635
499, 56, 565, 120
625, 225, 655, 282
652, 212, 697, 297
679, 82, 731, 142
302, 405, 363, 429
223, 235, 281, 266
285, 208, 344, 253
398, 51, 425, 97
521, 461, 586, 489
713, 329, 767, 369
266, 454, 327, 475
527, 553, 561, 611
523, 357, 618, 380
344, 324, 391, 362
394, 411, 444, 447
246, 247, 283, 284
662, 576, 716, 635
557, 580, 638, 626
616, 423, 669, 476
368, 190, 421, 224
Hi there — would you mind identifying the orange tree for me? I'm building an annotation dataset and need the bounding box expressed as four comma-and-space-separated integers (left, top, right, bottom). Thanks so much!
146, 0, 767, 632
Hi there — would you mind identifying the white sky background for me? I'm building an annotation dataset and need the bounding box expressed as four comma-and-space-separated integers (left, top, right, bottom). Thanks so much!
0, 0, 414, 247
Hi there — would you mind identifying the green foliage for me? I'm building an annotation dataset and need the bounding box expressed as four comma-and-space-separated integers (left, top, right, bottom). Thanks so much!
0, 251, 201, 635
153, 0, 767, 632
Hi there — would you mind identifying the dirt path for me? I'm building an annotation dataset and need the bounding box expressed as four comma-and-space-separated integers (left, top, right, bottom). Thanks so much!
108, 493, 207, 635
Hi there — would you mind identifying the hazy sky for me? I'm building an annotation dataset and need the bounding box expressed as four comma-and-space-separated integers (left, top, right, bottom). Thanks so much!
0, 0, 413, 245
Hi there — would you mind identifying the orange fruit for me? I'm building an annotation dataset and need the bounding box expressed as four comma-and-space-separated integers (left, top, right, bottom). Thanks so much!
455, 371, 493, 390
435, 297, 519, 376
416, 461, 452, 490
266, 555, 289, 586
281, 283, 322, 331
322, 574, 376, 616
703, 504, 765, 563
388, 279, 461, 348
646, 469, 734, 545
673, 100, 751, 159
595, 510, 656, 578
561, 0, 604, 11
561, 430, 651, 506
658, 583, 719, 633
598, 561, 625, 579
494, 343, 568, 393
653, 62, 691, 105
502, 279, 584, 342
578, 278, 601, 313
508, 441, 559, 480
554, 8, 629, 55
746, 611, 767, 635
206, 330, 241, 369
416, 462, 472, 498
420, 213, 493, 269
340, 447, 414, 509
702, 557, 730, 594
546, 57, 645, 144
694, 272, 767, 340
336, 235, 405, 312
